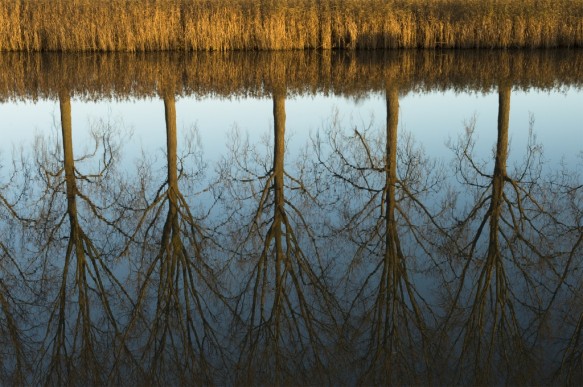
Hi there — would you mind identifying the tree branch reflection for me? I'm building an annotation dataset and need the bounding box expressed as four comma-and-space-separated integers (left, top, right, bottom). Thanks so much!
117, 83, 228, 384
441, 84, 574, 384
219, 80, 338, 384
555, 157, 583, 384
313, 81, 447, 384
32, 88, 131, 385
0, 186, 29, 384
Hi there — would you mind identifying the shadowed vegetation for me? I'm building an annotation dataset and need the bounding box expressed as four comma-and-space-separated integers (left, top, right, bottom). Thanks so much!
0, 0, 581, 51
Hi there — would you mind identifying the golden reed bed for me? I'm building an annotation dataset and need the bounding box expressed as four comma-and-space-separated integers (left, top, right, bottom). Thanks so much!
0, 0, 582, 51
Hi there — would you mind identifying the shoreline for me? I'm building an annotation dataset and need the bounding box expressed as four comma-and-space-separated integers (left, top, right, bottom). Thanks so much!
1, 0, 582, 52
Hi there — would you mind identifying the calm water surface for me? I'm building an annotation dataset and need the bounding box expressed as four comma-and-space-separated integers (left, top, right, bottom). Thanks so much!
0, 50, 581, 385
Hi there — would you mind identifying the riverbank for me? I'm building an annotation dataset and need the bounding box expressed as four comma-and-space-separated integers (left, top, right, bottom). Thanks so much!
1, 0, 582, 51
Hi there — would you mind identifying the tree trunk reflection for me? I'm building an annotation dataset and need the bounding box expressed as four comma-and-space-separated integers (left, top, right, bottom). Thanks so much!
360, 84, 431, 384
36, 88, 130, 385
313, 81, 446, 384
220, 80, 337, 385
118, 85, 227, 384
442, 84, 565, 384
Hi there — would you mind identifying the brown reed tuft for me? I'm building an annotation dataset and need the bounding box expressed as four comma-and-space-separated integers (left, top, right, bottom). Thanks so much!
0, 0, 581, 51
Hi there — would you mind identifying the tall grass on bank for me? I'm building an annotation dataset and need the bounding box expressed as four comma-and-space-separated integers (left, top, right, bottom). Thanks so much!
0, 0, 582, 51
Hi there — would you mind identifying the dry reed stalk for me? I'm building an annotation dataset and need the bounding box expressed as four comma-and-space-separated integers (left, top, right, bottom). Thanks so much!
0, 0, 581, 51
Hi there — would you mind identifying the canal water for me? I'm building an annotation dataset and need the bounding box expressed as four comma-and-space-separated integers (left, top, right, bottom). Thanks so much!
0, 50, 581, 385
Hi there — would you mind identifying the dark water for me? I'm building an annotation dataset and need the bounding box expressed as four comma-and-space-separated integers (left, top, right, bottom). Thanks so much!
0, 50, 582, 385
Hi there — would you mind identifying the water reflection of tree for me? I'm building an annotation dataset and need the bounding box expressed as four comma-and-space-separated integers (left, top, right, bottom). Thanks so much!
31, 88, 131, 385
219, 81, 337, 384
441, 84, 566, 384
557, 245, 583, 384
0, 157, 30, 384
313, 82, 446, 384
0, 246, 27, 384
553, 160, 583, 384
118, 84, 227, 384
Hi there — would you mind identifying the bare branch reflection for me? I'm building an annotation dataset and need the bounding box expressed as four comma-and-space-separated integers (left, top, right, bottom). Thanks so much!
30, 88, 132, 385
440, 84, 573, 384
219, 81, 338, 385
0, 154, 30, 384
117, 83, 229, 384
554, 156, 583, 384
0, 49, 581, 385
312, 81, 449, 384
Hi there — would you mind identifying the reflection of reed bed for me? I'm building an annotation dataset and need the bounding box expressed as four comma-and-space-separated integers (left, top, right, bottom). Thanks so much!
0, 0, 581, 51
0, 50, 582, 102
